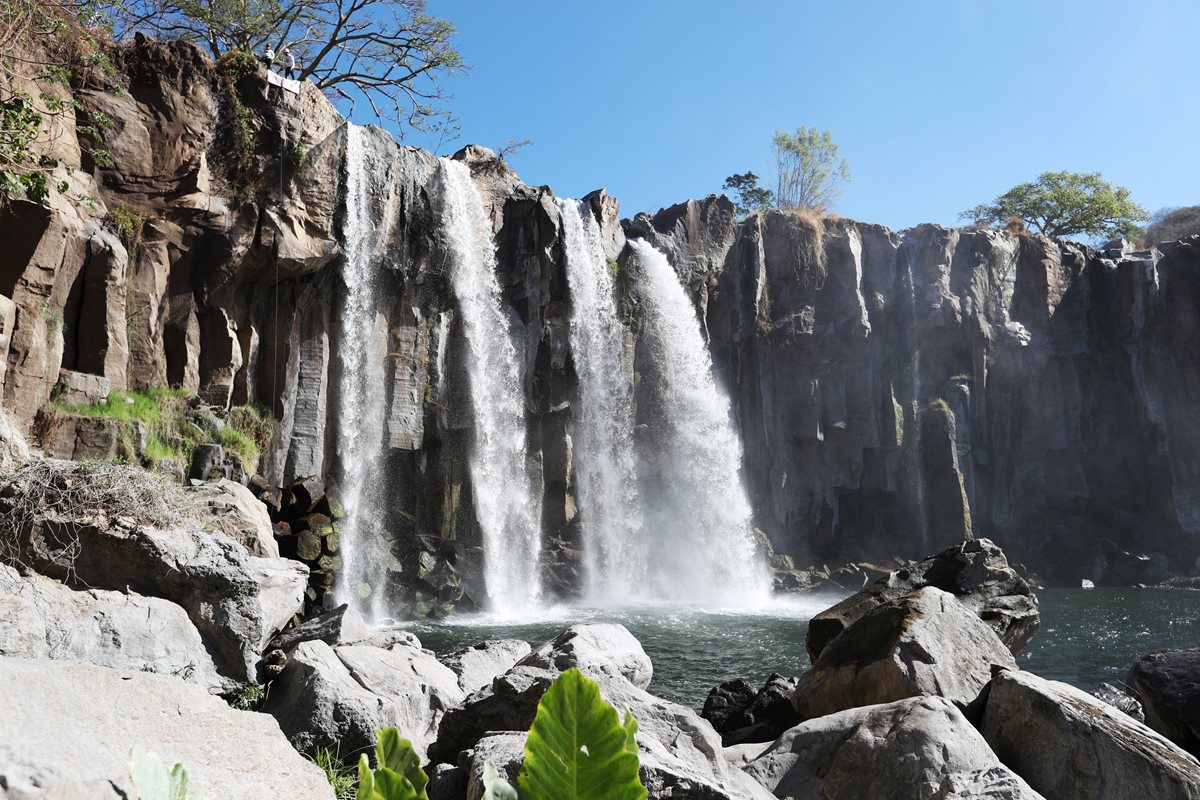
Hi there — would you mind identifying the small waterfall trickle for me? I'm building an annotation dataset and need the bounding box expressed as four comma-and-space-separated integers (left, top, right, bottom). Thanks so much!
556, 198, 645, 601
629, 239, 769, 606
439, 158, 543, 613
334, 124, 389, 618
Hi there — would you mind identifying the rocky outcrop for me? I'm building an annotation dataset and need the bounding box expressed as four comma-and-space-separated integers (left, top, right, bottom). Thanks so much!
1127, 648, 1200, 756
982, 668, 1200, 799
806, 538, 1040, 659
441, 638, 533, 694
792, 587, 1016, 719
702, 673, 799, 746
516, 622, 653, 689
0, 656, 334, 799
742, 695, 1042, 800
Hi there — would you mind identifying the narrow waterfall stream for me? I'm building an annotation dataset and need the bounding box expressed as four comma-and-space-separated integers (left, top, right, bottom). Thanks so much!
557, 198, 645, 601
629, 239, 770, 605
334, 124, 389, 618
440, 158, 543, 614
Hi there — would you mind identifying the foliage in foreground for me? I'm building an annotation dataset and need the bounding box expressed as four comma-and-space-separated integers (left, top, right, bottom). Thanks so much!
129, 747, 203, 800
962, 170, 1149, 241
358, 669, 646, 800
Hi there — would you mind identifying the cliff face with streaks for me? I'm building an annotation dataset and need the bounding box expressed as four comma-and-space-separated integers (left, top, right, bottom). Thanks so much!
4, 35, 1198, 595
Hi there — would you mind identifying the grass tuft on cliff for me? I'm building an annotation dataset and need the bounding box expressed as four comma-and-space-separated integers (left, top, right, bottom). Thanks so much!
50, 387, 198, 464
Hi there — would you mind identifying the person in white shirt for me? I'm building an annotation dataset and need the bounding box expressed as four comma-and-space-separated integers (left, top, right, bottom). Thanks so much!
284, 49, 297, 79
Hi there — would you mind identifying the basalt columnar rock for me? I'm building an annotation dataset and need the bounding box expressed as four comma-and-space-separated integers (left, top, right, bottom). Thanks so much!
4, 25, 1200, 592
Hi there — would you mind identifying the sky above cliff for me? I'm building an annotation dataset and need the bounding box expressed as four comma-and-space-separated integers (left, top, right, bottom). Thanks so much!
401, 0, 1198, 231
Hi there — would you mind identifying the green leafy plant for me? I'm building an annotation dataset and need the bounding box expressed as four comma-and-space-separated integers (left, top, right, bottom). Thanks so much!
962, 171, 1150, 241
310, 747, 358, 800
356, 727, 430, 800
228, 683, 265, 710
218, 425, 258, 470
213, 50, 261, 198
772, 125, 850, 212
722, 171, 775, 216
104, 204, 145, 261
129, 747, 197, 800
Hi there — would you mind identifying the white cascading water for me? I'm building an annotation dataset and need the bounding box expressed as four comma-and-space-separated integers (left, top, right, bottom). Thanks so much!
629, 239, 770, 606
440, 158, 543, 613
556, 198, 645, 600
334, 124, 389, 618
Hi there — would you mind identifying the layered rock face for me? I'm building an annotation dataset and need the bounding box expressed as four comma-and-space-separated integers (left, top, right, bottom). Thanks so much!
4, 32, 1199, 590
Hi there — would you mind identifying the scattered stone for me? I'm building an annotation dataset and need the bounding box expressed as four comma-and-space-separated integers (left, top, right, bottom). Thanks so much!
0, 657, 334, 799
441, 638, 533, 694
743, 695, 1041, 800
1091, 682, 1145, 723
982, 668, 1200, 799
793, 587, 1016, 719
1127, 648, 1200, 756
806, 538, 1040, 661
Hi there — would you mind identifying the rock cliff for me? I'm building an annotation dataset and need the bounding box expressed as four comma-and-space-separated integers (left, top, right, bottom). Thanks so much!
3, 33, 1198, 595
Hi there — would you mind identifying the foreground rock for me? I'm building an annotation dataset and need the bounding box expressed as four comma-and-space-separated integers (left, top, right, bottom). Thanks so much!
429, 624, 771, 800
806, 539, 1039, 661
0, 564, 228, 692
0, 460, 307, 683
263, 639, 463, 760
982, 668, 1200, 799
0, 657, 334, 799
742, 695, 1043, 799
793, 587, 1016, 719
1127, 648, 1200, 756
702, 673, 799, 745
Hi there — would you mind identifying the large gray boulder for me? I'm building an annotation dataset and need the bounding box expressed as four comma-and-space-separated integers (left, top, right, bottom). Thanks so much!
517, 623, 653, 688
262, 639, 464, 760
743, 695, 1043, 800
442, 638, 533, 694
185, 478, 279, 558
982, 668, 1200, 799
1127, 648, 1200, 756
0, 564, 228, 692
807, 538, 1039, 661
0, 656, 334, 799
792, 587, 1016, 719
0, 461, 308, 684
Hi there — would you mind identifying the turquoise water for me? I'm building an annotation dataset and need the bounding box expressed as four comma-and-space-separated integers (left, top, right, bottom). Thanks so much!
406, 589, 1199, 709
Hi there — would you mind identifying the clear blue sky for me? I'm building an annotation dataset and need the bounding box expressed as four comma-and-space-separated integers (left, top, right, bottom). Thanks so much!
385, 0, 1199, 230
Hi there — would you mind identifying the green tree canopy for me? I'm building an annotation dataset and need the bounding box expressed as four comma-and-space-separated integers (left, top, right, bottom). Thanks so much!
103, 0, 464, 133
772, 126, 850, 212
721, 172, 775, 216
1144, 206, 1200, 245
962, 171, 1149, 241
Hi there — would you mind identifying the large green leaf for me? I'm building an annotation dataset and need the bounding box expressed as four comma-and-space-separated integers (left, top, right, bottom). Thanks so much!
480, 760, 519, 800
374, 728, 429, 799
518, 668, 647, 800
621, 710, 638, 756
129, 748, 192, 800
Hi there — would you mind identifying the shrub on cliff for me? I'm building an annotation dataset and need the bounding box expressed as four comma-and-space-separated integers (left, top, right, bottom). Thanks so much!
772, 126, 851, 213
1143, 205, 1200, 246
962, 171, 1150, 241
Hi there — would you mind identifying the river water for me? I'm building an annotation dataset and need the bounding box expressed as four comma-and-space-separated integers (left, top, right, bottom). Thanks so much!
405, 589, 1199, 709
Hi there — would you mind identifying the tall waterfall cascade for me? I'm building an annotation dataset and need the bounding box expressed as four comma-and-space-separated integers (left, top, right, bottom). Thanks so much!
440, 158, 543, 613
557, 198, 646, 601
628, 239, 770, 605
334, 124, 390, 618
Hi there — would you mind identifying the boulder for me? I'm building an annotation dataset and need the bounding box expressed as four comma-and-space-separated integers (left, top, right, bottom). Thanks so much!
262, 639, 463, 760
516, 623, 652, 689
1127, 648, 1200, 756
188, 442, 225, 481
702, 673, 799, 745
0, 407, 30, 473
792, 587, 1016, 719
0, 656, 334, 799
982, 668, 1200, 799
1090, 682, 1145, 723
41, 414, 132, 461
806, 538, 1039, 661
743, 695, 1042, 800
441, 638, 533, 693
461, 732, 525, 800
185, 478, 279, 557
0, 563, 228, 692
428, 763, 469, 800
53, 369, 110, 405
1, 461, 307, 683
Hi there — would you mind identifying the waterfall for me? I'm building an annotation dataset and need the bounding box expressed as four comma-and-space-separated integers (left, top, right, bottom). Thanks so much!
334, 124, 389, 618
628, 239, 769, 606
439, 158, 543, 613
556, 198, 645, 601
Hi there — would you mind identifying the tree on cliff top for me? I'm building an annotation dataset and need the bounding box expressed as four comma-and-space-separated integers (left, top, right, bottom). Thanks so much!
1143, 205, 1200, 245
721, 172, 775, 216
105, 0, 464, 133
962, 171, 1149, 241
772, 126, 850, 212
